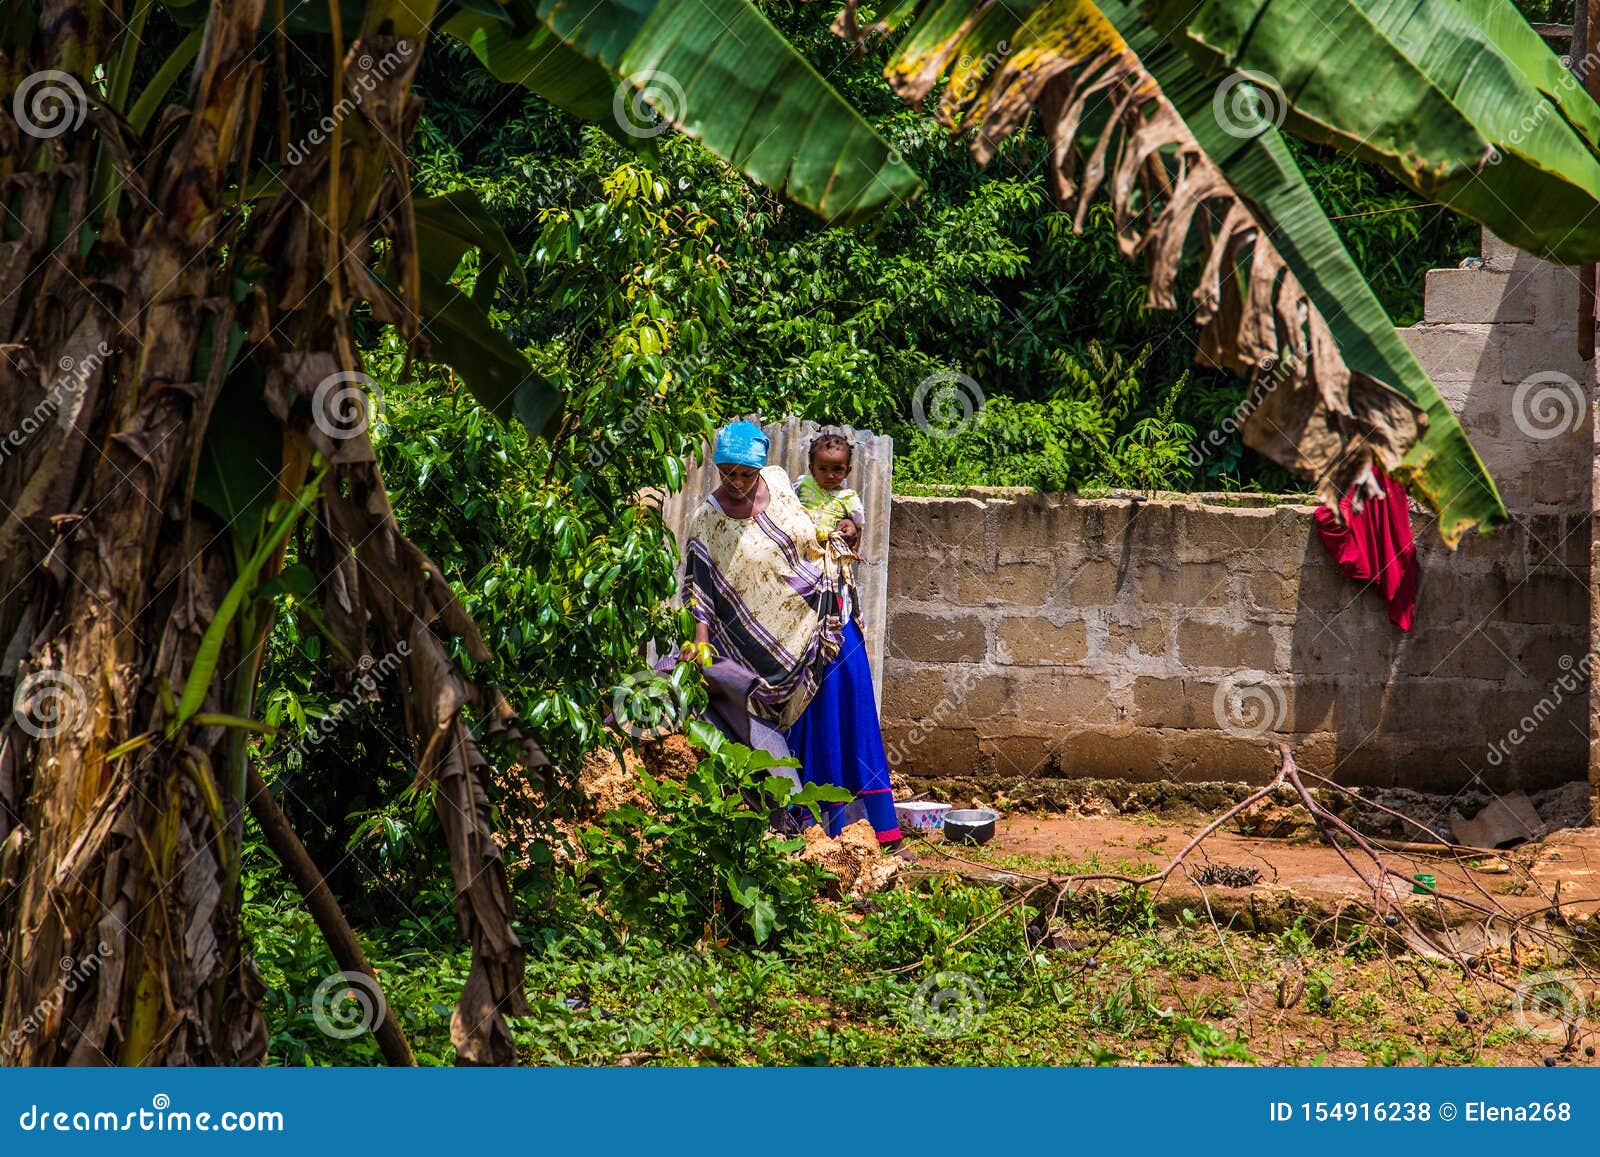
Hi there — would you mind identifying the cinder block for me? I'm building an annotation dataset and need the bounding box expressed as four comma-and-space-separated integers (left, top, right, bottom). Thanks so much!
955, 561, 1051, 606
992, 492, 1075, 563
1139, 562, 1232, 607
887, 546, 950, 601
1415, 565, 1474, 620
995, 616, 1088, 665
978, 734, 1061, 778
1528, 460, 1587, 509
1501, 325, 1582, 382
1484, 630, 1587, 684
957, 672, 1020, 722
883, 724, 979, 776
1423, 268, 1533, 324
1104, 617, 1171, 659
887, 612, 987, 663
1131, 676, 1216, 729
1055, 559, 1121, 605
1502, 572, 1588, 626
1121, 501, 1185, 554
1070, 501, 1137, 552
1375, 679, 1490, 736
1480, 229, 1521, 272
1056, 729, 1174, 781
1014, 673, 1121, 731
1503, 627, 1590, 683
1162, 732, 1282, 784
880, 664, 949, 723
1397, 323, 1503, 379
890, 497, 990, 558
1283, 679, 1365, 733
1399, 626, 1510, 682
1247, 570, 1300, 613
1563, 520, 1592, 568
1177, 620, 1278, 671
1531, 263, 1583, 328
1179, 503, 1282, 560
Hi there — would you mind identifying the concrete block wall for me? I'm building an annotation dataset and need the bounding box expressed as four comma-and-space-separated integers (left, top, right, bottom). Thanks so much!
880, 492, 1588, 793
1403, 231, 1591, 515
879, 231, 1593, 796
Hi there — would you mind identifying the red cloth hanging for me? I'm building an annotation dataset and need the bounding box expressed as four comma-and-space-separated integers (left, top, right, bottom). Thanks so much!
1313, 467, 1419, 632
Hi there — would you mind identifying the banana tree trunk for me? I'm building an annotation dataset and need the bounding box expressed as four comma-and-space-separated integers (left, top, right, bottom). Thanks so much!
0, 0, 271, 1064
3, 0, 540, 1067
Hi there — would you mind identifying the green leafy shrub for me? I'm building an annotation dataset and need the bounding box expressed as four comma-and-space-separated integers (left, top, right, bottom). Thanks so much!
579, 722, 832, 946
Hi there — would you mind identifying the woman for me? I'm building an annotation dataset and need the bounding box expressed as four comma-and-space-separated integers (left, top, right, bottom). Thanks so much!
682, 419, 902, 847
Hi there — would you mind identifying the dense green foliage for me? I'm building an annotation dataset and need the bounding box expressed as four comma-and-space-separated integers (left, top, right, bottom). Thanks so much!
406, 3, 1474, 499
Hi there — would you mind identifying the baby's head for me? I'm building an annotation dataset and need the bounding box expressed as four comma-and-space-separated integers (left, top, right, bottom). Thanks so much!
808, 431, 853, 491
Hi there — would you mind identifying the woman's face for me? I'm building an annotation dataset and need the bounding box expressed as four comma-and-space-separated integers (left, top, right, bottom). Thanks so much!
717, 463, 761, 499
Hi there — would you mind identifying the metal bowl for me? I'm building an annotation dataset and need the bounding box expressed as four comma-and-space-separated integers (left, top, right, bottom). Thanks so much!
942, 808, 1000, 846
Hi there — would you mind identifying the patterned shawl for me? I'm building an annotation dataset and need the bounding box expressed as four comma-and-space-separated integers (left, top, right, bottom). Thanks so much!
683, 466, 843, 729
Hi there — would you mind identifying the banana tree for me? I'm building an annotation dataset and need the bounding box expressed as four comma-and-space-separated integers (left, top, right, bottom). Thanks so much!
796, 0, 1600, 545
0, 0, 914, 1065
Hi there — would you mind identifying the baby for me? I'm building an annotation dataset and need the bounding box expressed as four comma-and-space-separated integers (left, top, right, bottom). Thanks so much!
795, 431, 866, 615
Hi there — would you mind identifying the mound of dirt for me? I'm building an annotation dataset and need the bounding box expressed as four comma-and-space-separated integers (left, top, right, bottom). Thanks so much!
1234, 798, 1317, 841
639, 733, 697, 782
495, 732, 655, 870
577, 741, 652, 816
799, 820, 901, 898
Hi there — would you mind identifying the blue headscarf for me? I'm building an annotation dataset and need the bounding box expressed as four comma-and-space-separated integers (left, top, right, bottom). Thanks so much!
713, 420, 769, 469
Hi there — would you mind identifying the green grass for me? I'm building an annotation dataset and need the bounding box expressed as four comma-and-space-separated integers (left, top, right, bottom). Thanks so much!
249, 855, 1562, 1067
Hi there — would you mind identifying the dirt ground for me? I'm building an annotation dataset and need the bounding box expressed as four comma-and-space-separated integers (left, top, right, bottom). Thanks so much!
906, 810, 1600, 1066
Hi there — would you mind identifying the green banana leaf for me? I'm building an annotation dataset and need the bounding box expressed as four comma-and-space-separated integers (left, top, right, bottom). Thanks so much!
1148, 0, 1600, 265
530, 0, 921, 226
1098, 0, 1506, 544
1456, 0, 1600, 157
413, 270, 564, 437
864, 0, 1505, 541
441, 10, 620, 124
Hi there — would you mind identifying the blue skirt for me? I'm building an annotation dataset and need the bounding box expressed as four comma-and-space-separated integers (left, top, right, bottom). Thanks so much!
784, 618, 901, 843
